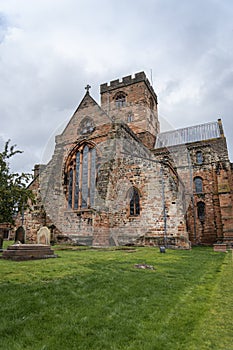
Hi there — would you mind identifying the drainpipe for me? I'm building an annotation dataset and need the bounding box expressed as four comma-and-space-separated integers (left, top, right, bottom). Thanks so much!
160, 163, 167, 247
187, 151, 197, 242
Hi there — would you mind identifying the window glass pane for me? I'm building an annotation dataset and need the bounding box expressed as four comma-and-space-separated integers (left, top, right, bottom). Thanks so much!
68, 168, 73, 208
135, 190, 140, 215
129, 187, 140, 216
196, 151, 203, 164
197, 202, 205, 220
74, 152, 80, 209
127, 113, 133, 123
115, 94, 126, 108
90, 148, 96, 206
82, 145, 89, 208
194, 177, 203, 193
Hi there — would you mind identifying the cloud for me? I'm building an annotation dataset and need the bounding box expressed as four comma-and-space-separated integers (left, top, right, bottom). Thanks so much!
1, 0, 233, 174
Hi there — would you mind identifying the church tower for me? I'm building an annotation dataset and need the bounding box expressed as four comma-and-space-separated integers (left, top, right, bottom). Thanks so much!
100, 71, 160, 149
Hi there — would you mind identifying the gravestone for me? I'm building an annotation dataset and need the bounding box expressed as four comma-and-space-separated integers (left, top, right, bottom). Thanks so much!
0, 229, 3, 251
37, 226, 50, 245
160, 246, 166, 253
2, 244, 57, 261
15, 226, 25, 244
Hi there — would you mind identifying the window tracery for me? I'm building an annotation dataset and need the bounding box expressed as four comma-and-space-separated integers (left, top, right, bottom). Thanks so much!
78, 117, 95, 135
65, 143, 96, 210
115, 93, 126, 108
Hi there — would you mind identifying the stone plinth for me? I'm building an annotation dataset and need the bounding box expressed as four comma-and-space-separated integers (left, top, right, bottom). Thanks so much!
213, 243, 227, 252
2, 244, 57, 261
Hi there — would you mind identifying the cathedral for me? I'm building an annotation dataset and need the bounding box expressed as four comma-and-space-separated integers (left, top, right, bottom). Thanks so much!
21, 71, 233, 248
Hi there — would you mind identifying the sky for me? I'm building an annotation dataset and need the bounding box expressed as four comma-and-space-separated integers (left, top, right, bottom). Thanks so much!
1, 0, 233, 173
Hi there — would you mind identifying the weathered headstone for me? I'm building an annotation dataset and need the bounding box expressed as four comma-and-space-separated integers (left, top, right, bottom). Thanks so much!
0, 229, 3, 251
160, 246, 166, 253
15, 226, 25, 244
37, 226, 50, 245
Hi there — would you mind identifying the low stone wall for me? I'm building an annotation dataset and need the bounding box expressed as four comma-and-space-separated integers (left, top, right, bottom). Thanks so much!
213, 243, 227, 252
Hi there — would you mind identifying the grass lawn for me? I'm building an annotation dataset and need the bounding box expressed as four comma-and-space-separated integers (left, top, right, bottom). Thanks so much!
0, 244, 232, 350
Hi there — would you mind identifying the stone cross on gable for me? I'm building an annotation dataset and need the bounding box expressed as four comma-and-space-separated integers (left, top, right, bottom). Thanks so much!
85, 84, 91, 93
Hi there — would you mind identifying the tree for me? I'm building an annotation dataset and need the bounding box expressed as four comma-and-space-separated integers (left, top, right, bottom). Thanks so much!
0, 140, 34, 224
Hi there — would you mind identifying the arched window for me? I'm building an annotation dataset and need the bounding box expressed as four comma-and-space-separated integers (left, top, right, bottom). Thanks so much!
115, 93, 126, 108
128, 187, 140, 216
197, 201, 205, 221
66, 143, 96, 210
127, 112, 133, 123
194, 176, 203, 194
196, 151, 203, 164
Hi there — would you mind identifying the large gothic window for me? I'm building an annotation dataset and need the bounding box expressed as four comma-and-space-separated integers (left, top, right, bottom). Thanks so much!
66, 143, 96, 210
128, 187, 140, 216
194, 176, 203, 194
115, 93, 126, 108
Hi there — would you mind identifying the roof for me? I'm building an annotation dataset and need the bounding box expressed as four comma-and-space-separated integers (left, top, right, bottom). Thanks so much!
155, 121, 221, 148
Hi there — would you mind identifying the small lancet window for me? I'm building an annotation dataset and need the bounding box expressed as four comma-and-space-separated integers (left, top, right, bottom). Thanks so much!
115, 93, 126, 108
196, 151, 203, 164
127, 112, 133, 123
197, 201, 205, 221
128, 187, 140, 216
194, 176, 203, 194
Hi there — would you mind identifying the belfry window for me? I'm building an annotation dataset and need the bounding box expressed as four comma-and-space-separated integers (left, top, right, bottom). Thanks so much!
128, 187, 140, 216
197, 201, 205, 221
115, 93, 126, 108
66, 144, 96, 210
194, 176, 203, 194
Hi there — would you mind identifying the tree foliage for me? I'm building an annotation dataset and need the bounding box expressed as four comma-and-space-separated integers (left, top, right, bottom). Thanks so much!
0, 140, 34, 224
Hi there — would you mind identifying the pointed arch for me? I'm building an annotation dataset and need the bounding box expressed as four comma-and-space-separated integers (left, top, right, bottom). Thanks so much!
65, 142, 96, 210
194, 176, 203, 194
128, 187, 140, 216
114, 92, 127, 108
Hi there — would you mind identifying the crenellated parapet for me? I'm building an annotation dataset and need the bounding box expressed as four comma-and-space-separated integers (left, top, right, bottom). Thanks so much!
100, 71, 157, 103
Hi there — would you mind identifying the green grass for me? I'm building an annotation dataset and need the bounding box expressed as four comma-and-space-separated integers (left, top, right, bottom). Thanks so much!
0, 244, 232, 350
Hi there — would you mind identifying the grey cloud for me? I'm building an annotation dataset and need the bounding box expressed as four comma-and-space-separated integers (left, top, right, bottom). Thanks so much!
1, 0, 233, 175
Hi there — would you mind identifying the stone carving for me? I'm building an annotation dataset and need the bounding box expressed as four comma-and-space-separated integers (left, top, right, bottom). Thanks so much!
37, 226, 50, 245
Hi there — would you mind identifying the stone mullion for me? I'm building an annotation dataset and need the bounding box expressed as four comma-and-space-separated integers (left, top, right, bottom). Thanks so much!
87, 149, 91, 208
71, 156, 76, 209
79, 151, 83, 210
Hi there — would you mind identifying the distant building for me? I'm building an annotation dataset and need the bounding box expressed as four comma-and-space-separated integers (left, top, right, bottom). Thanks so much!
19, 72, 233, 247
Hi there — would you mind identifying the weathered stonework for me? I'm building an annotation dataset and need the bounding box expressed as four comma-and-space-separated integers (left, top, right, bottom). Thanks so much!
20, 72, 233, 248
